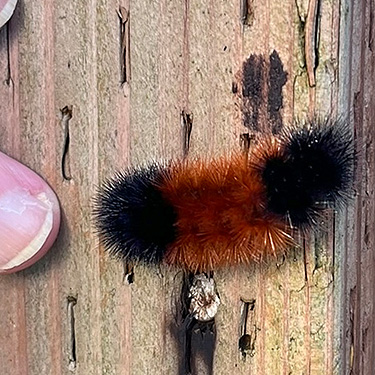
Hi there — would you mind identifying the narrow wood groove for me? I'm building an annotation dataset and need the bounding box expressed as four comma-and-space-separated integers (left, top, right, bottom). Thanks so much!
240, 0, 248, 25
67, 296, 77, 371
239, 133, 251, 155
303, 239, 309, 283
240, 0, 254, 26
181, 110, 193, 158
353, 83, 365, 375
178, 273, 217, 375
182, 0, 190, 111
118, 5, 130, 95
5, 23, 13, 87
239, 298, 257, 359
304, 0, 321, 87
123, 261, 134, 284
60, 105, 73, 181
369, 0, 374, 51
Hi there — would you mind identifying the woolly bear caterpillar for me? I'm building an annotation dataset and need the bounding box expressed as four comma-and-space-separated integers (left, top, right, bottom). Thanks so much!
94, 118, 354, 273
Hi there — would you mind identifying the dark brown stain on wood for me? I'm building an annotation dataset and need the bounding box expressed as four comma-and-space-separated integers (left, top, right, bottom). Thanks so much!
268, 50, 287, 133
242, 54, 266, 131
239, 50, 287, 134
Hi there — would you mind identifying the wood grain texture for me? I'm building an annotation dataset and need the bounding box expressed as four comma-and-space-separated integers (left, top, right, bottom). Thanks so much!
340, 1, 375, 374
0, 0, 373, 374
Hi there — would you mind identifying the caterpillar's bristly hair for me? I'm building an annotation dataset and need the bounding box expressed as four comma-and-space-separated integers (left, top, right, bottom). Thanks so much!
94, 119, 354, 272
258, 119, 354, 228
285, 119, 354, 202
161, 154, 293, 272
93, 165, 177, 263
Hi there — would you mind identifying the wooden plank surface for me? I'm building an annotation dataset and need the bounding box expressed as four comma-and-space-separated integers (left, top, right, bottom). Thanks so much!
342, 1, 375, 374
0, 0, 373, 374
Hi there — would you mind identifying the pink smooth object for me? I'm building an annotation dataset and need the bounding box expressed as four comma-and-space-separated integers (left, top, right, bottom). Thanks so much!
0, 151, 61, 273
0, 0, 9, 10
0, 0, 18, 29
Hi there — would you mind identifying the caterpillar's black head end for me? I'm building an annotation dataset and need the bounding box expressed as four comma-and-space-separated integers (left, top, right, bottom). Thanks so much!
262, 118, 355, 228
93, 165, 177, 264
286, 119, 355, 203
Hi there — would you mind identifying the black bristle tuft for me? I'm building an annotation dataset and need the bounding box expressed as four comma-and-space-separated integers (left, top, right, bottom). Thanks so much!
262, 153, 317, 227
261, 119, 354, 228
93, 164, 177, 263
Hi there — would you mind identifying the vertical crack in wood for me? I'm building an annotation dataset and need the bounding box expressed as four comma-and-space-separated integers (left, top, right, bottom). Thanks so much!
60, 106, 73, 181
331, 211, 336, 283
239, 133, 255, 166
303, 238, 308, 282
178, 273, 217, 375
179, 273, 194, 375
181, 111, 193, 158
304, 0, 321, 87
182, 0, 190, 111
349, 286, 356, 374
5, 23, 13, 88
239, 133, 251, 155
239, 298, 257, 359
180, 0, 191, 159
240, 0, 254, 27
182, 314, 194, 375
313, 229, 322, 273
240, 0, 248, 25
67, 296, 77, 371
295, 0, 307, 70
353, 89, 364, 375
122, 261, 134, 284
369, 0, 374, 51
118, 6, 130, 96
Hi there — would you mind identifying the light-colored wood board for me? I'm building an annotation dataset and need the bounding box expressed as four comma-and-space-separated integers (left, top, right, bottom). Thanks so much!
0, 0, 373, 374
95, 1, 131, 374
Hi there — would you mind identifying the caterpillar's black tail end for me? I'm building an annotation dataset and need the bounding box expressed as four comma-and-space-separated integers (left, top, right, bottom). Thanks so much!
93, 164, 177, 264
261, 118, 355, 229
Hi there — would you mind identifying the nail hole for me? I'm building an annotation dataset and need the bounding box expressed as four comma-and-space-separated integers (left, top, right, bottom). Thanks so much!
67, 296, 77, 371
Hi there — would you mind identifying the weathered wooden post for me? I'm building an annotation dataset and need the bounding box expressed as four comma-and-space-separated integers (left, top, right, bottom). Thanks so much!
0, 0, 373, 374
